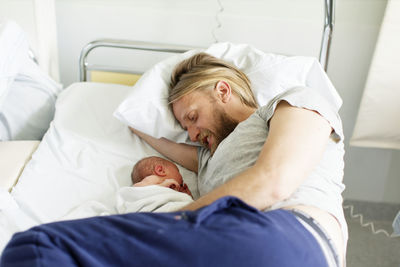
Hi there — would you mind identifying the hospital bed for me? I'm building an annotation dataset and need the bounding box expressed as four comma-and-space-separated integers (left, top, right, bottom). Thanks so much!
0, 0, 337, 255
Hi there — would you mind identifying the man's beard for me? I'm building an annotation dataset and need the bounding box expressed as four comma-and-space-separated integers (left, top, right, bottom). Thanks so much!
200, 105, 238, 155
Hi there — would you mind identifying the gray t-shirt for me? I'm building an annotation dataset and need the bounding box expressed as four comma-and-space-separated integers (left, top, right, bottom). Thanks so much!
197, 86, 347, 242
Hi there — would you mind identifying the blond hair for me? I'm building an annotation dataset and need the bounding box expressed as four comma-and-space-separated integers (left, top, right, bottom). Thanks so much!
169, 53, 258, 108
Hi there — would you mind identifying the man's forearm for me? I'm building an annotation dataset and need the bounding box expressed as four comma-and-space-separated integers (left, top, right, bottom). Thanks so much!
130, 127, 198, 173
181, 166, 280, 211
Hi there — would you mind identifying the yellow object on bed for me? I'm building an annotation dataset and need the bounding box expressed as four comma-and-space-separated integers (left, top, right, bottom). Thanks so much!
90, 71, 141, 86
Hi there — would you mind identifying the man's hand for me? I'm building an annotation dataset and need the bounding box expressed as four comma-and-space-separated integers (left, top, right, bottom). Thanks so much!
128, 127, 199, 173
178, 183, 193, 198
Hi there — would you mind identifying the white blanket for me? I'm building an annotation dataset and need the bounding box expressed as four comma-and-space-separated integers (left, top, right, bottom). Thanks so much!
62, 185, 193, 220
0, 82, 199, 253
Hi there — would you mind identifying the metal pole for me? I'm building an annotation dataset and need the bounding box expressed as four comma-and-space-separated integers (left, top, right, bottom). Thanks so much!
79, 39, 197, 82
319, 0, 335, 71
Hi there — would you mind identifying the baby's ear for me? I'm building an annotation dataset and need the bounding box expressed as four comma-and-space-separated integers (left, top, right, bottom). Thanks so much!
154, 165, 166, 176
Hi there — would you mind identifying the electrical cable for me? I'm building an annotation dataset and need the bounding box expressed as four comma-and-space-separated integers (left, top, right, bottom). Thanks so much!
343, 204, 397, 238
212, 0, 224, 43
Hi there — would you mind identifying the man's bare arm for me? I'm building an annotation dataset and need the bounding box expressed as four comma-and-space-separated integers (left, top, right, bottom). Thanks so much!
181, 101, 332, 211
130, 127, 198, 173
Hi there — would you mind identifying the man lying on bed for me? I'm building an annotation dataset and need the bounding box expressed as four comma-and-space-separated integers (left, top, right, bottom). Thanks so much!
1, 53, 346, 267
130, 53, 346, 267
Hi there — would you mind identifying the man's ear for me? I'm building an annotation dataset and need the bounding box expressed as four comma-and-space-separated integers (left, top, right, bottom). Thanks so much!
214, 80, 232, 103
154, 165, 166, 176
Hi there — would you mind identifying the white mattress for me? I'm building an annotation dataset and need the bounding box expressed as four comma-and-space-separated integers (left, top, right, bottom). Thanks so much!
0, 82, 198, 252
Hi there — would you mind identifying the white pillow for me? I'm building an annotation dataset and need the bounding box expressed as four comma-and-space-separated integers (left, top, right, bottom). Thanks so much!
0, 20, 62, 141
0, 59, 62, 140
114, 42, 342, 144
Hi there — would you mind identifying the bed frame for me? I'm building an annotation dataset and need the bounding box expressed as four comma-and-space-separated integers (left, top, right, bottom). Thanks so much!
1, 1, 335, 193
79, 0, 335, 82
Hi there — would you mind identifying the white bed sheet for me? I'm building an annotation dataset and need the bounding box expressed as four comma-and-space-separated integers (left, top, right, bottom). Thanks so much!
0, 82, 199, 252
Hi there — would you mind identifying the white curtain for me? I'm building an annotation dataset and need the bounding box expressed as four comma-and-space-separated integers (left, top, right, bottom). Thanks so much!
33, 0, 60, 82
350, 0, 400, 149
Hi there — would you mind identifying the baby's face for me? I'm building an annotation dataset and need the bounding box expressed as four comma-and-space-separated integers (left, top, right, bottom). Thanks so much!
133, 175, 181, 190
164, 163, 183, 185
132, 160, 192, 197
133, 169, 192, 197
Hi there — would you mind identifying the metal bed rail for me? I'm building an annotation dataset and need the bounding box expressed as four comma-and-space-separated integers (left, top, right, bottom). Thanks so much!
79, 0, 335, 81
79, 39, 199, 82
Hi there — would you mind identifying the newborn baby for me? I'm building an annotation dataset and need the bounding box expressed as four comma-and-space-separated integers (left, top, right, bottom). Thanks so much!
61, 156, 193, 220
131, 156, 192, 197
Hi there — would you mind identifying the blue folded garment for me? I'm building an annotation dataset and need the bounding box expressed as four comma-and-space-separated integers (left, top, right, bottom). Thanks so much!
1, 196, 328, 267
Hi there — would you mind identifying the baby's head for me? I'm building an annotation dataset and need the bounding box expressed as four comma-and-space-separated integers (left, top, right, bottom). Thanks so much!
131, 156, 184, 190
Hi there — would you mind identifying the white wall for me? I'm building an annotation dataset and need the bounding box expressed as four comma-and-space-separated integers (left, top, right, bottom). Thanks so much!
55, 0, 324, 86
53, 0, 400, 203
327, 0, 400, 204
0, 0, 38, 52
